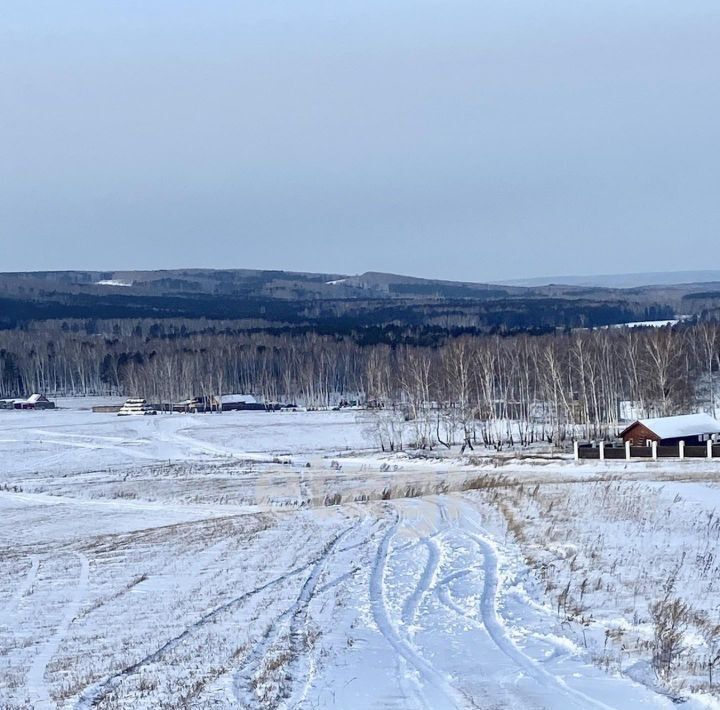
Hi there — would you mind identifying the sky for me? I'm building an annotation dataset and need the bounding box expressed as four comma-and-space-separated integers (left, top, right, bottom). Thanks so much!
2, 1, 720, 282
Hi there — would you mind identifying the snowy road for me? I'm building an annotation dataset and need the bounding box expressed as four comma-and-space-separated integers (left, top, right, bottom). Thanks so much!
294, 495, 668, 710
0, 490, 672, 709
0, 406, 700, 708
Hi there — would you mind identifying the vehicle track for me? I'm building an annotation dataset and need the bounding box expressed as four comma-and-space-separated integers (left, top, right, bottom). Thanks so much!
28, 552, 89, 710
394, 503, 442, 708
0, 556, 39, 629
74, 546, 341, 709
232, 525, 353, 707
28, 429, 155, 461
401, 538, 440, 630
455, 497, 618, 710
369, 514, 468, 709
282, 526, 357, 708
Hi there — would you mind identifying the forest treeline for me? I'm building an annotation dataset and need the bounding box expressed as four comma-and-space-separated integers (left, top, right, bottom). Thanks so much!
1, 319, 719, 448
0, 291, 674, 332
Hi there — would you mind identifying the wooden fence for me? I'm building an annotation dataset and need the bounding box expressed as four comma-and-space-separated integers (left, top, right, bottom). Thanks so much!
577, 443, 720, 460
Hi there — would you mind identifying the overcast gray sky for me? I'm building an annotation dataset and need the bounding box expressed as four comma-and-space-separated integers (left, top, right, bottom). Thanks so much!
2, 1, 719, 281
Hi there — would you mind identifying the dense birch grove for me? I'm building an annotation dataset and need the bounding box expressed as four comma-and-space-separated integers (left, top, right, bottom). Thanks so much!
1, 320, 719, 447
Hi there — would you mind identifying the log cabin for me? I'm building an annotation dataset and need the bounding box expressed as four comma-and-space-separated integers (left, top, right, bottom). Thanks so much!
620, 413, 720, 446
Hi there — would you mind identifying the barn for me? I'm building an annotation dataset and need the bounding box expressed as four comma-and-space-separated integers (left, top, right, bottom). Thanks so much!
14, 394, 56, 410
620, 413, 720, 446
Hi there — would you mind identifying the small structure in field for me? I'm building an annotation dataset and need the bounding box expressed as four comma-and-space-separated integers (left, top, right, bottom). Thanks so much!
14, 394, 56, 410
117, 398, 157, 416
620, 413, 720, 446
92, 404, 124, 413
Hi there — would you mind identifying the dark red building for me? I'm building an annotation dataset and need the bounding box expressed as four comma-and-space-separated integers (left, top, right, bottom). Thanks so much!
620, 413, 720, 446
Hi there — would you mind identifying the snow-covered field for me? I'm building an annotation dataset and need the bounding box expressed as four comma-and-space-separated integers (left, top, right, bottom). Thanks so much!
1, 401, 719, 708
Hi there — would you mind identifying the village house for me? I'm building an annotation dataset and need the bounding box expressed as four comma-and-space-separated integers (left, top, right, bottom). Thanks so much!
24, 394, 55, 410
620, 413, 720, 446
0, 395, 56, 410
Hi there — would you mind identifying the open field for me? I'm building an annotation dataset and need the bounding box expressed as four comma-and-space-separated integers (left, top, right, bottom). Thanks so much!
2, 402, 720, 708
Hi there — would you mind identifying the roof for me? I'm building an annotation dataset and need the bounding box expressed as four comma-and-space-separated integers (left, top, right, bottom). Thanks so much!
621, 413, 720, 440
27, 394, 49, 403
218, 394, 257, 404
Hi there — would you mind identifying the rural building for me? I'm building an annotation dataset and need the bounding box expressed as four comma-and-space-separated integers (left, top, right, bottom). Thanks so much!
25, 394, 55, 409
174, 396, 220, 413
211, 394, 262, 411
174, 394, 265, 412
620, 413, 720, 446
13, 394, 56, 410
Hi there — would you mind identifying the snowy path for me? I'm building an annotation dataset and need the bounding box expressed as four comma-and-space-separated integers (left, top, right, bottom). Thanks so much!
0, 408, 691, 708
0, 557, 39, 630
298, 496, 673, 709
455, 498, 617, 709
369, 518, 469, 709
230, 526, 354, 705
27, 553, 89, 709
1, 491, 674, 709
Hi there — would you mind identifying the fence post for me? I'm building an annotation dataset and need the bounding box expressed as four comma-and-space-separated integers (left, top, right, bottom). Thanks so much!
652, 440, 658, 460
599, 441, 605, 461
679, 440, 685, 460
573, 441, 579, 461
625, 440, 631, 461
709, 440, 713, 459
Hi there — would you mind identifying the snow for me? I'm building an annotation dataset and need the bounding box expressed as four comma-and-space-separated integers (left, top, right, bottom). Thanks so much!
0, 400, 717, 708
95, 279, 133, 287
219, 394, 258, 404
626, 412, 720, 439
608, 320, 680, 329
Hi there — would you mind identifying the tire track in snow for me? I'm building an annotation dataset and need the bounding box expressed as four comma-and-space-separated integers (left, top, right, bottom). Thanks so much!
435, 568, 474, 589
28, 552, 89, 710
370, 518, 468, 709
401, 539, 440, 630
165, 428, 277, 463
397, 655, 432, 710
437, 582, 473, 620
283, 527, 355, 708
392, 504, 439, 710
27, 429, 155, 461
0, 556, 39, 629
398, 499, 445, 629
232, 526, 353, 708
452, 497, 618, 710
468, 530, 616, 710
75, 552, 334, 708
288, 521, 380, 710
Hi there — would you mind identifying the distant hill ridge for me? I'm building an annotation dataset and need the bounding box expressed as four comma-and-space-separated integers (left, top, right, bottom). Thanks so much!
1, 267, 719, 334
497, 270, 720, 289
4, 267, 720, 294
